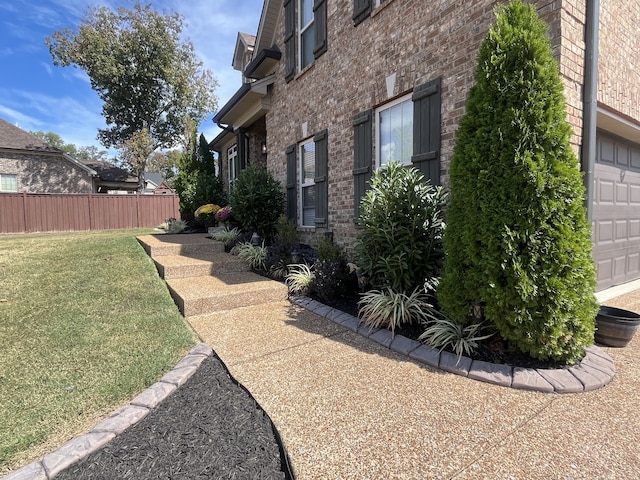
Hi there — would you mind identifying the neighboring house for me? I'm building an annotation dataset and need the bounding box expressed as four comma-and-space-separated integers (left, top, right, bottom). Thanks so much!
80, 159, 138, 193
212, 0, 640, 291
0, 118, 96, 194
143, 172, 175, 195
0, 118, 138, 194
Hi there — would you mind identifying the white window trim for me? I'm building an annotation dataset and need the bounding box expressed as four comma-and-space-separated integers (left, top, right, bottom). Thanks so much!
374, 93, 413, 169
0, 173, 18, 192
227, 144, 238, 186
299, 138, 315, 228
298, 0, 314, 71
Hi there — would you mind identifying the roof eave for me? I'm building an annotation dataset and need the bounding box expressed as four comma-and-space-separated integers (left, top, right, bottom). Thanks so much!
245, 46, 282, 79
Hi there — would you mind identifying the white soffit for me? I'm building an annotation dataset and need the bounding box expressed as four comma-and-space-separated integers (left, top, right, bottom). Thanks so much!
597, 107, 640, 144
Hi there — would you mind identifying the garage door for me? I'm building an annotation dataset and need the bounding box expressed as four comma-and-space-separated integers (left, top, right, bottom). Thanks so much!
592, 131, 640, 290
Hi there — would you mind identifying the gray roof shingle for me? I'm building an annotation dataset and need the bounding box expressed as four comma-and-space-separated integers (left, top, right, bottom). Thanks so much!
0, 118, 61, 152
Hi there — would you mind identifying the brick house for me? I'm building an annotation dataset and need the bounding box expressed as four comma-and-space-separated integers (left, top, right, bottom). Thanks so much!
211, 0, 640, 291
0, 118, 138, 194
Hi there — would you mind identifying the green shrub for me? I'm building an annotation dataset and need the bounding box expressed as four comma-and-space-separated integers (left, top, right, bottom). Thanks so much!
275, 215, 299, 245
317, 237, 343, 262
177, 170, 226, 219
356, 161, 446, 293
437, 0, 598, 363
230, 165, 285, 242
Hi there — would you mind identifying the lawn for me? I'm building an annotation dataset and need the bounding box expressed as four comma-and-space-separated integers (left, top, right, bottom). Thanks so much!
0, 229, 197, 473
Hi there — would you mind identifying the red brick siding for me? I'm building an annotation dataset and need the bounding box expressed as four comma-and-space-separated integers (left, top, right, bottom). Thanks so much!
599, 0, 640, 123
0, 151, 93, 193
265, 0, 579, 248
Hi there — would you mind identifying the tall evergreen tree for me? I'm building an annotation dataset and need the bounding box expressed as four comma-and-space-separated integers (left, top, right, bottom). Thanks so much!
438, 0, 598, 363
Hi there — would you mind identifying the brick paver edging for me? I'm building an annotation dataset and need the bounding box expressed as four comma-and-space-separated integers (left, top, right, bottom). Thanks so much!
2, 344, 213, 480
290, 296, 616, 394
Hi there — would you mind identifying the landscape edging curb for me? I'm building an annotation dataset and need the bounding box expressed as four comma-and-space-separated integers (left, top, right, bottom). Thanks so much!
289, 295, 616, 394
2, 344, 213, 480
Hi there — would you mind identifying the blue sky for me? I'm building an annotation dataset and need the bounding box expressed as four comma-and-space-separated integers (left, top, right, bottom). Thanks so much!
0, 0, 263, 154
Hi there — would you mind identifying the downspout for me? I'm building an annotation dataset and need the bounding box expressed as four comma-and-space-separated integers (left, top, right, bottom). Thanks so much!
582, 0, 599, 223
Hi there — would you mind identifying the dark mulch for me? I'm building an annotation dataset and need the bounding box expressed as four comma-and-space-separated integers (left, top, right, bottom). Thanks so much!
311, 293, 574, 370
56, 353, 293, 480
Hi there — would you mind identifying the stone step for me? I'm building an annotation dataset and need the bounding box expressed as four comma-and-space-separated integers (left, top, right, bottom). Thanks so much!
166, 273, 288, 317
153, 253, 250, 279
138, 234, 224, 257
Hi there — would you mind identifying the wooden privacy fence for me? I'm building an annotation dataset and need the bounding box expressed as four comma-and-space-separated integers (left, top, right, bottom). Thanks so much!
0, 193, 180, 233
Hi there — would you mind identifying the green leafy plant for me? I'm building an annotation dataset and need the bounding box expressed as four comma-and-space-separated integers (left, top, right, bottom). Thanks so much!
230, 165, 285, 242
437, 0, 597, 364
211, 227, 240, 245
233, 241, 267, 270
419, 318, 494, 364
356, 161, 446, 293
275, 215, 299, 245
317, 237, 343, 263
285, 264, 315, 295
358, 288, 438, 336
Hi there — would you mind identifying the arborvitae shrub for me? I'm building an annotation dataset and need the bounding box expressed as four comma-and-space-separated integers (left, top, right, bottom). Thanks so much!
356, 161, 446, 293
437, 0, 598, 363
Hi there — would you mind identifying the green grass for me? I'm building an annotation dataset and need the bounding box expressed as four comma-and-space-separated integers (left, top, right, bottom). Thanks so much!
0, 229, 197, 472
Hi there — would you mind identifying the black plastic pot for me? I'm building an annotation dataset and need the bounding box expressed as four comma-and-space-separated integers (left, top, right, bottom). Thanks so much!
595, 305, 640, 347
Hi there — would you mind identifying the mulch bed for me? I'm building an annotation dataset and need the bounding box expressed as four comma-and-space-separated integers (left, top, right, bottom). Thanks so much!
56, 353, 293, 480
312, 293, 574, 370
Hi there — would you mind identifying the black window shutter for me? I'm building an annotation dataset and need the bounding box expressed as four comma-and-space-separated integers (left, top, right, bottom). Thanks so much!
353, 0, 372, 26
314, 129, 328, 227
286, 144, 297, 222
352, 110, 372, 222
411, 77, 442, 184
313, 0, 327, 59
284, 0, 296, 82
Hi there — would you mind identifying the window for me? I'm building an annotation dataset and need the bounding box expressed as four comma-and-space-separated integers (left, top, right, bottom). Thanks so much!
354, 78, 442, 220
300, 139, 316, 226
227, 144, 238, 186
375, 95, 413, 168
0, 174, 17, 192
284, 0, 326, 82
299, 0, 315, 70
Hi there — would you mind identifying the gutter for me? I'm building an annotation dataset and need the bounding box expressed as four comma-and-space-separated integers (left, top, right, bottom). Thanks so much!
212, 83, 252, 126
582, 0, 599, 222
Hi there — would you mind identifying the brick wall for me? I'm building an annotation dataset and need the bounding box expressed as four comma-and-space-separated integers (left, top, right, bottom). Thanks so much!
264, 0, 583, 249
0, 151, 93, 193
599, 0, 640, 123
217, 118, 268, 196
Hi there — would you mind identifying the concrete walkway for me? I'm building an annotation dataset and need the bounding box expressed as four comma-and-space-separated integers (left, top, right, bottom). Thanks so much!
6, 233, 639, 479
146, 234, 640, 479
